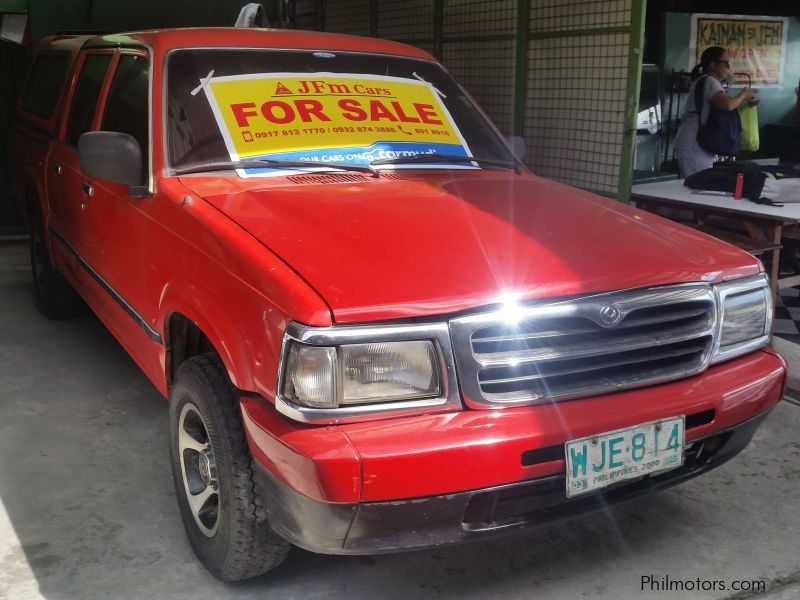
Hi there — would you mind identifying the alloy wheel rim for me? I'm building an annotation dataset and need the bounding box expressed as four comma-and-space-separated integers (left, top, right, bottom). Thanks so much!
178, 402, 220, 537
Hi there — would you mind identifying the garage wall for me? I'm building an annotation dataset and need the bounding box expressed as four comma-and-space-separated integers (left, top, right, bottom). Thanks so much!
322, 0, 645, 199
442, 1, 516, 135
525, 1, 636, 195
323, 0, 515, 133
24, 0, 250, 42
324, 1, 370, 36
0, 0, 262, 228
0, 40, 27, 229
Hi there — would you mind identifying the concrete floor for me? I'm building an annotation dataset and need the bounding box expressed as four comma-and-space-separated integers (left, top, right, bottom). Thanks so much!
1, 240, 799, 600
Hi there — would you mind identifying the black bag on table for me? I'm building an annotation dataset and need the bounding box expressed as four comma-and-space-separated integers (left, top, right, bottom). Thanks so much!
694, 75, 741, 156
684, 163, 766, 201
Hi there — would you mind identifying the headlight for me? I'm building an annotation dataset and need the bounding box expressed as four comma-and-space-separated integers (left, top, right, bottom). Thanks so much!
281, 338, 442, 409
277, 322, 460, 424
712, 274, 772, 363
282, 344, 337, 408
339, 342, 440, 404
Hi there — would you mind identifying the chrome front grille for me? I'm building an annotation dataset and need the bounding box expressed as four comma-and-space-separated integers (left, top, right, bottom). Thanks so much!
449, 284, 717, 408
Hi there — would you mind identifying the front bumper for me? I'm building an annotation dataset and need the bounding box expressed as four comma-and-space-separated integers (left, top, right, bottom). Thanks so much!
252, 408, 773, 554
240, 347, 785, 553
242, 349, 786, 503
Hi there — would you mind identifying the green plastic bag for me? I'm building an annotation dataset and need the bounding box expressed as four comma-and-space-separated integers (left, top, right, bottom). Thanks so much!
739, 103, 759, 152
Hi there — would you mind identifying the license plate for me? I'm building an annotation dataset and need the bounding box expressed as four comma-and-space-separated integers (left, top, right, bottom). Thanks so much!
565, 416, 685, 498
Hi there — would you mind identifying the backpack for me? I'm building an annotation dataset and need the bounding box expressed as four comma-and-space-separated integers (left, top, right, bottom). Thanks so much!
694, 75, 741, 156
684, 163, 765, 201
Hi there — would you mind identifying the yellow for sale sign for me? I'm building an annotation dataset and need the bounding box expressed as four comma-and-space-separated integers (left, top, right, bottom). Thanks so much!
202, 73, 472, 176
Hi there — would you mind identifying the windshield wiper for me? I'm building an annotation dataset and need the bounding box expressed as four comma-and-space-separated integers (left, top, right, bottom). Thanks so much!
370, 154, 521, 174
174, 158, 378, 177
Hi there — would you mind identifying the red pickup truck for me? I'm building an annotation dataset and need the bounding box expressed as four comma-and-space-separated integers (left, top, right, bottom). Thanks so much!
10, 28, 787, 582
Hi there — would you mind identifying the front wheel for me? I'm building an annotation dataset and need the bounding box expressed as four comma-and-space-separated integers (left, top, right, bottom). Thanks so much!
168, 354, 290, 581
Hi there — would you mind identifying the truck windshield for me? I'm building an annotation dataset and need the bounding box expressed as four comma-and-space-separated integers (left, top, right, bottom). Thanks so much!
166, 48, 514, 177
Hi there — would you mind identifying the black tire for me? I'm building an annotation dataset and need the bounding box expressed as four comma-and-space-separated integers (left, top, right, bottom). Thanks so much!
28, 208, 84, 319
780, 241, 800, 275
168, 354, 291, 581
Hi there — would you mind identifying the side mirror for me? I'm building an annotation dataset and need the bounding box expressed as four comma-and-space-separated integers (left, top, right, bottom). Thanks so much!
78, 131, 147, 196
508, 135, 526, 162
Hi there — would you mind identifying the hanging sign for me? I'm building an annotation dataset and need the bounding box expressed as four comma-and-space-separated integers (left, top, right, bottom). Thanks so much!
202, 73, 473, 176
690, 14, 789, 87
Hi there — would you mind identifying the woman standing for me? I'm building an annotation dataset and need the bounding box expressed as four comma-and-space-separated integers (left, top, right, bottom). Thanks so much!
673, 46, 755, 178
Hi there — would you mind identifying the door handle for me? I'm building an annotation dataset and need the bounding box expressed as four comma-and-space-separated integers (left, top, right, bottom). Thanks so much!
81, 183, 94, 198
52, 163, 62, 175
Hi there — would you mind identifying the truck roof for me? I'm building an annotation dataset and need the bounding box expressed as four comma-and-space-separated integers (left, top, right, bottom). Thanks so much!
39, 28, 435, 61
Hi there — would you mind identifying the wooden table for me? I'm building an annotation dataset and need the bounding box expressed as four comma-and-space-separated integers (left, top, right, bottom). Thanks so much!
630, 179, 800, 300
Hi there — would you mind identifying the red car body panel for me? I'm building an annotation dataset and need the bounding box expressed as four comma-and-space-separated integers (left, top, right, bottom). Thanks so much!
10, 28, 787, 553
182, 172, 761, 323
127, 27, 436, 62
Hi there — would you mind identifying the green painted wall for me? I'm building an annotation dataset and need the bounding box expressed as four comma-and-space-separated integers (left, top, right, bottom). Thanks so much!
664, 12, 799, 136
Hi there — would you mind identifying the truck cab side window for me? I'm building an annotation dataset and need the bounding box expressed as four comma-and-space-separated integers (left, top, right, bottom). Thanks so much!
65, 54, 112, 146
20, 53, 70, 118
101, 55, 149, 183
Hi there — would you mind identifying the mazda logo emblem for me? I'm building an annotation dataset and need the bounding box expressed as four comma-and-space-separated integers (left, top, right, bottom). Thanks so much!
598, 304, 623, 327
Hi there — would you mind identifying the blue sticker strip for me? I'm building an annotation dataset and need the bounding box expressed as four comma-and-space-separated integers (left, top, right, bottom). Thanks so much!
241, 141, 473, 175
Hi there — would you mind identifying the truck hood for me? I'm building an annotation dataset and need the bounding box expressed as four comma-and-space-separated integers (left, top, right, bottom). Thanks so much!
180, 172, 760, 323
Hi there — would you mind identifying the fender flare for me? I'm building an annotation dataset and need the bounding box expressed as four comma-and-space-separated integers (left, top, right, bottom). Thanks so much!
158, 279, 255, 391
